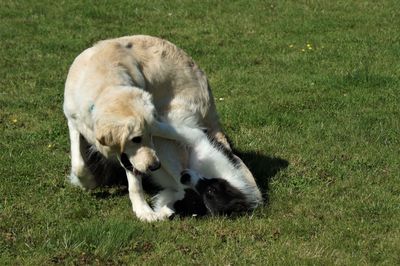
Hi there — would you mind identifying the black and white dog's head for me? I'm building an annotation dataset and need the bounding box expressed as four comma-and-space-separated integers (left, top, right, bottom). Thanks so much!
180, 170, 251, 216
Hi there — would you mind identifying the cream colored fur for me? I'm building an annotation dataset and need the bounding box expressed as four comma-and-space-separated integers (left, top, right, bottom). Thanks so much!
64, 35, 230, 221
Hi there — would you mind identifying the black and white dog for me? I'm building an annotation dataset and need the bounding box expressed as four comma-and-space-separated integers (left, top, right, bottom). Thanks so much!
148, 122, 263, 217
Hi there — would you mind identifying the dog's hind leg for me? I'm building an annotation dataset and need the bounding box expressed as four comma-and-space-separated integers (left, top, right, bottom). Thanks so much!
203, 97, 232, 151
67, 120, 96, 189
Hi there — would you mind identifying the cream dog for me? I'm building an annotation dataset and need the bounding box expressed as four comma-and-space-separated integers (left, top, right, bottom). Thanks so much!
64, 35, 231, 221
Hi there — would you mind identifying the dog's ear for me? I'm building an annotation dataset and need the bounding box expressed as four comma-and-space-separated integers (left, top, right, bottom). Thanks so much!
96, 123, 124, 149
95, 119, 131, 152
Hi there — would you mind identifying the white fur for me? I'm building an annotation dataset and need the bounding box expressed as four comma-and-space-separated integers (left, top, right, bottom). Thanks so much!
151, 123, 263, 209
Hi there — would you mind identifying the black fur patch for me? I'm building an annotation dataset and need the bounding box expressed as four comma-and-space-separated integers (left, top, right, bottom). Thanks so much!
173, 189, 208, 217
195, 178, 250, 215
120, 153, 134, 172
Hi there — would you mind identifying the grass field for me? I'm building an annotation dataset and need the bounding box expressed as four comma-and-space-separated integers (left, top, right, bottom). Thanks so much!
1, 0, 399, 264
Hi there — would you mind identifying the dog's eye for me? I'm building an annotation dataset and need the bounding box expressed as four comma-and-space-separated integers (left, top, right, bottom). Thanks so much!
131, 136, 142, 143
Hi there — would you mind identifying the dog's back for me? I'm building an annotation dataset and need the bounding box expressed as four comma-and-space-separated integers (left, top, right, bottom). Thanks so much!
107, 36, 217, 129
65, 35, 228, 147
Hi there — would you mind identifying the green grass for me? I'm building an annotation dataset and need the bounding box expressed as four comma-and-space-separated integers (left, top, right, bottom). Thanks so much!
1, 0, 399, 264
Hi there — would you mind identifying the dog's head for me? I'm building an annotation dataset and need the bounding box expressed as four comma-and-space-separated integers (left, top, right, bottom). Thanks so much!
180, 170, 250, 215
94, 87, 161, 174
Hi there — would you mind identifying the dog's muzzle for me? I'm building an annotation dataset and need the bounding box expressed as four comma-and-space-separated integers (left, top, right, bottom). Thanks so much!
120, 153, 161, 174
148, 160, 161, 171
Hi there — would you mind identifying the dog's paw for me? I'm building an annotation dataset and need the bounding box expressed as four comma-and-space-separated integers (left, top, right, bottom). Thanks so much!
69, 168, 98, 189
156, 206, 175, 220
68, 172, 84, 188
135, 210, 161, 222
180, 169, 192, 185
180, 169, 202, 187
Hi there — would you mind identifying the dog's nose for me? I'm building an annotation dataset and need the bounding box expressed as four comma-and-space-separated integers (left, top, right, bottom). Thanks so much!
180, 172, 191, 185
149, 161, 161, 171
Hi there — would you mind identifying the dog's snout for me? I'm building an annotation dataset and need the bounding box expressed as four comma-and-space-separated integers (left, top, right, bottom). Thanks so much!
149, 160, 161, 171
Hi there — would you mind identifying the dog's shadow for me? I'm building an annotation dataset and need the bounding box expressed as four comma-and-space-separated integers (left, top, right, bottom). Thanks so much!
233, 149, 289, 203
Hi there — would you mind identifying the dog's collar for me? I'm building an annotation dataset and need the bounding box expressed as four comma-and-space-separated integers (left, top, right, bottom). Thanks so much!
88, 104, 95, 113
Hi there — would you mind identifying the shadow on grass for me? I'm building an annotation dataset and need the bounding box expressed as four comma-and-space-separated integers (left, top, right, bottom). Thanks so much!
233, 149, 289, 204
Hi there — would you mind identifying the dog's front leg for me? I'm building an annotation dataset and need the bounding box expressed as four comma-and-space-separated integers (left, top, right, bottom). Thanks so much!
124, 170, 161, 222
67, 120, 96, 189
